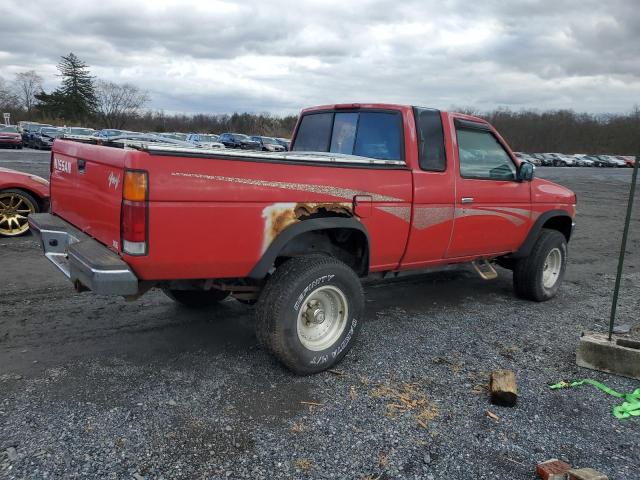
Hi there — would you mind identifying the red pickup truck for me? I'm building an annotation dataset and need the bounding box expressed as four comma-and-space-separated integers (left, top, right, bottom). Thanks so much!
30, 103, 576, 374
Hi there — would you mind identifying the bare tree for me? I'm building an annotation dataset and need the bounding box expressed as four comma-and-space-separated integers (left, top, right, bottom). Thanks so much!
13, 71, 43, 114
0, 77, 17, 109
95, 81, 150, 129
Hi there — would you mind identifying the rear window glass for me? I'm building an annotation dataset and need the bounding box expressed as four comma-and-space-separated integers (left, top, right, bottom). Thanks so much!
294, 113, 333, 152
0, 126, 18, 132
330, 113, 358, 154
293, 111, 403, 161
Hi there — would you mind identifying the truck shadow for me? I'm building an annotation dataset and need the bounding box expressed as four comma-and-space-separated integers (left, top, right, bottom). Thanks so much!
364, 267, 515, 312
1, 267, 517, 379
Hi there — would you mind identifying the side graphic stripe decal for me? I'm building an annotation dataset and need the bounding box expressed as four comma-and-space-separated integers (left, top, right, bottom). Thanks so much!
171, 172, 403, 202
413, 206, 455, 230
377, 206, 412, 223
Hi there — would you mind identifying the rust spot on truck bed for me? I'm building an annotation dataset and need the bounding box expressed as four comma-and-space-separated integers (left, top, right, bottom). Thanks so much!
261, 202, 353, 252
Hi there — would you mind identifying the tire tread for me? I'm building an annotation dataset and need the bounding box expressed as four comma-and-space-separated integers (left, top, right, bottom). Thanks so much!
255, 255, 363, 374
513, 228, 567, 301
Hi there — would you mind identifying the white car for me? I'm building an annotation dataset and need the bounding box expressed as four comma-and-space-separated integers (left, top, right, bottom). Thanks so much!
573, 154, 595, 167
186, 133, 225, 149
549, 153, 576, 167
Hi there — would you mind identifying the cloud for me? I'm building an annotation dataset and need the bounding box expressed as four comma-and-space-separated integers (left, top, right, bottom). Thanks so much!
0, 0, 638, 114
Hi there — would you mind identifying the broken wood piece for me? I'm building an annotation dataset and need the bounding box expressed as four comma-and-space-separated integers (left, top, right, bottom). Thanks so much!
490, 369, 518, 407
416, 418, 429, 429
485, 410, 499, 421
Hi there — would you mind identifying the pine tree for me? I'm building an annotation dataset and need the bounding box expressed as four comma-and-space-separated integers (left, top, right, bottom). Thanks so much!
56, 53, 97, 121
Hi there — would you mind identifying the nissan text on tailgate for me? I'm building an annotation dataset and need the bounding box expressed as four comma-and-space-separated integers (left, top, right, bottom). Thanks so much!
30, 104, 576, 374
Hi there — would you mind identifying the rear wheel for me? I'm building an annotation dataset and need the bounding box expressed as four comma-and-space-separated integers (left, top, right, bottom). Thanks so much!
0, 189, 39, 237
256, 255, 364, 375
163, 288, 230, 307
513, 229, 567, 301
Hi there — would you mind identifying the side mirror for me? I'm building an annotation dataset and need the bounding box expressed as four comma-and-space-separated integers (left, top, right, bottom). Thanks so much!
518, 162, 535, 181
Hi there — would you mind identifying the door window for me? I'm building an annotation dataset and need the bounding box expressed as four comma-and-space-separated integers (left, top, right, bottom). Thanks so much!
457, 128, 516, 180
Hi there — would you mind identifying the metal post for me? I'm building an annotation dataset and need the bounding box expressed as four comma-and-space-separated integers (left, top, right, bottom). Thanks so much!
608, 153, 639, 340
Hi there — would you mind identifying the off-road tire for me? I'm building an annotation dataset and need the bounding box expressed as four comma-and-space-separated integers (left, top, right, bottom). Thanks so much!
255, 255, 364, 375
513, 229, 567, 301
163, 288, 230, 307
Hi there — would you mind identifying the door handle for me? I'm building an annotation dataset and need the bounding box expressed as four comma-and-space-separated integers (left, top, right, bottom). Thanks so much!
77, 159, 86, 173
461, 197, 474, 204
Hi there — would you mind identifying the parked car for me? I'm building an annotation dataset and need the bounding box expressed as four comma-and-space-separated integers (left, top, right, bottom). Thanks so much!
17, 121, 46, 136
97, 132, 195, 149
276, 138, 291, 150
597, 155, 626, 167
30, 127, 64, 150
618, 156, 636, 168
156, 132, 188, 142
21, 122, 52, 145
543, 153, 575, 167
250, 136, 286, 152
217, 133, 261, 150
93, 129, 131, 140
30, 102, 576, 375
514, 152, 539, 166
65, 127, 96, 137
572, 155, 595, 167
186, 133, 225, 149
0, 126, 23, 149
530, 153, 550, 166
0, 167, 49, 236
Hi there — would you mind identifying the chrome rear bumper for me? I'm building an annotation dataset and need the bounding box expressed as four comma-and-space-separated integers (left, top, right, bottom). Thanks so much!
29, 213, 138, 296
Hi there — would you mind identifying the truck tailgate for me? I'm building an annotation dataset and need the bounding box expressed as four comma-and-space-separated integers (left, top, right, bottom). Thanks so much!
50, 140, 126, 251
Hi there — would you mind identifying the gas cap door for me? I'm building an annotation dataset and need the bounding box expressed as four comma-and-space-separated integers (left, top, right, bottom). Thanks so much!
352, 195, 372, 218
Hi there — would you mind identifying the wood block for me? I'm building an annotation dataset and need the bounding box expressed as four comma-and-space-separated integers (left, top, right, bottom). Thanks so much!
490, 369, 518, 407
568, 468, 608, 480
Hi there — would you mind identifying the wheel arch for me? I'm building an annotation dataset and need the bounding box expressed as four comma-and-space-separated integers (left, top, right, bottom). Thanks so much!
512, 210, 573, 259
248, 217, 370, 279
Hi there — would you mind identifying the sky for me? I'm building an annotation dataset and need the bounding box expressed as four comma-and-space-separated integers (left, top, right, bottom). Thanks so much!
0, 0, 638, 115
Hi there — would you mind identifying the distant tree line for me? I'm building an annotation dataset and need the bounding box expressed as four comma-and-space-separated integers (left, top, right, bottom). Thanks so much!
480, 107, 640, 155
0, 53, 638, 151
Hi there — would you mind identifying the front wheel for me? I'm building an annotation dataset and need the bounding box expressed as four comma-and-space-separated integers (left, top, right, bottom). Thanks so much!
163, 288, 230, 307
256, 256, 364, 375
513, 229, 567, 301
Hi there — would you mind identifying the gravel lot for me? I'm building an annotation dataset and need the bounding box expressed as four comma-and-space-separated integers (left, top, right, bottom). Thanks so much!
1, 149, 639, 479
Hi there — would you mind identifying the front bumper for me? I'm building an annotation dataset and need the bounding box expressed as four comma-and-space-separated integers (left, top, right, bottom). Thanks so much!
28, 213, 139, 295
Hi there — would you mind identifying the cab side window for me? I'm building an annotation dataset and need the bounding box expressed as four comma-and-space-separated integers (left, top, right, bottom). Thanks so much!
456, 127, 516, 181
414, 108, 446, 171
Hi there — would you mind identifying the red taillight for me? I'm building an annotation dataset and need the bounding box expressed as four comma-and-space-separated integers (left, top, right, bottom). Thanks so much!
121, 170, 148, 255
